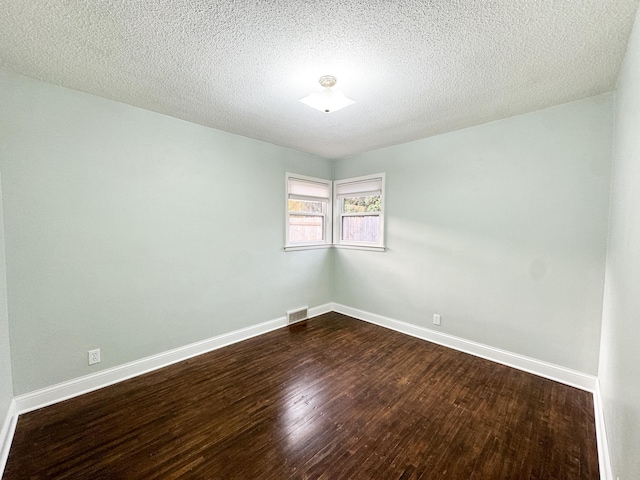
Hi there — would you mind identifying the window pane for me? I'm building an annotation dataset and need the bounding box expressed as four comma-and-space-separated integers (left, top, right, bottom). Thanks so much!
289, 215, 324, 243
343, 195, 381, 213
288, 199, 323, 213
342, 216, 380, 242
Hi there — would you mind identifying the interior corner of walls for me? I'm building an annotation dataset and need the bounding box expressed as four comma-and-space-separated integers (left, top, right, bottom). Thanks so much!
593, 379, 614, 480
330, 157, 341, 180
0, 398, 18, 478
330, 247, 335, 303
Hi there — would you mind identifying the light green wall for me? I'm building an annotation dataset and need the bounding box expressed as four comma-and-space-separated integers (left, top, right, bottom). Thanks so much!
0, 173, 13, 417
599, 5, 640, 479
333, 94, 614, 374
0, 70, 333, 395
0, 67, 619, 398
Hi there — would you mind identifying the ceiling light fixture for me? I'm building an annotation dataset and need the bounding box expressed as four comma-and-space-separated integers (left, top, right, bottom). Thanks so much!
299, 75, 356, 114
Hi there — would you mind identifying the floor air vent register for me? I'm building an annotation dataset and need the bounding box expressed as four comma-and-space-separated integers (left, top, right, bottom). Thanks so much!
287, 307, 308, 325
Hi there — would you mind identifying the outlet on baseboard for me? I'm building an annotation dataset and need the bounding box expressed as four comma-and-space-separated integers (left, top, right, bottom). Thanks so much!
433, 314, 441, 326
88, 349, 101, 365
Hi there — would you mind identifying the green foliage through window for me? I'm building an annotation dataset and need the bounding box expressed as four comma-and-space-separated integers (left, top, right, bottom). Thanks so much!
343, 195, 381, 213
288, 199, 323, 213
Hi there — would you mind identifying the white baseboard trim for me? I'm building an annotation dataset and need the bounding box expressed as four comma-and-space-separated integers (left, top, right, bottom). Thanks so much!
14, 303, 333, 415
6, 303, 604, 478
308, 302, 333, 319
334, 304, 613, 478
0, 399, 17, 478
593, 379, 613, 480
332, 303, 597, 392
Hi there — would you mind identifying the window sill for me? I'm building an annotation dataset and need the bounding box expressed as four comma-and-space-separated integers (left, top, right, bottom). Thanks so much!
284, 244, 333, 252
333, 244, 386, 252
284, 244, 385, 252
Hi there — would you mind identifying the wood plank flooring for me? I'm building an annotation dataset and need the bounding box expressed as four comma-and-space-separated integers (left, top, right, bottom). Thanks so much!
3, 312, 599, 479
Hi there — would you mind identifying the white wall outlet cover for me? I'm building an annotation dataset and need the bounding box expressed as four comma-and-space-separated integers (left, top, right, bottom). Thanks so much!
88, 349, 101, 365
433, 314, 441, 326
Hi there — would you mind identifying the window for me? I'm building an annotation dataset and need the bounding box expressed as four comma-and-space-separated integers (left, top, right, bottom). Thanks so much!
285, 172, 385, 251
285, 174, 332, 250
334, 174, 385, 250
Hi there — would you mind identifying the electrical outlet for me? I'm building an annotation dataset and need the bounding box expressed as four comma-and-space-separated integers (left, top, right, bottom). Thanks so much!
433, 314, 441, 326
88, 349, 101, 365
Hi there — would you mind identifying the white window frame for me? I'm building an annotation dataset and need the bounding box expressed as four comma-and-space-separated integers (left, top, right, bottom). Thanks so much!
284, 172, 386, 252
284, 173, 333, 251
333, 173, 385, 252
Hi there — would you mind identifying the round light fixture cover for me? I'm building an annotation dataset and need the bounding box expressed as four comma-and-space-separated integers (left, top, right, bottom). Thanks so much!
300, 76, 356, 113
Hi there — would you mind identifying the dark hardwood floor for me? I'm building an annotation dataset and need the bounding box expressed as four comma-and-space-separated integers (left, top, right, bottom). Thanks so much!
3, 312, 599, 479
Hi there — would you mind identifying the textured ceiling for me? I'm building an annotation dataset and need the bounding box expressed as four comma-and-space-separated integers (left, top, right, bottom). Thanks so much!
1, 1, 639, 158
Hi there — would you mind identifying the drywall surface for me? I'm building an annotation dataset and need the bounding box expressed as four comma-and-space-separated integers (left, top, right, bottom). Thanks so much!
0, 70, 333, 395
334, 94, 613, 374
599, 5, 640, 479
0, 173, 13, 419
